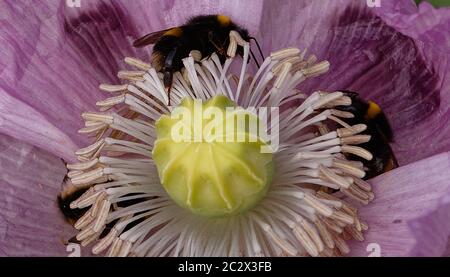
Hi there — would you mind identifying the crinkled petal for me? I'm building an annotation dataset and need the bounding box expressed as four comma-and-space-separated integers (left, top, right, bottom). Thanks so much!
0, 134, 80, 256
0, 90, 79, 161
375, 1, 450, 54
348, 151, 450, 256
0, 0, 264, 256
0, 0, 263, 161
259, 0, 450, 165
3, 0, 450, 257
0, 0, 144, 161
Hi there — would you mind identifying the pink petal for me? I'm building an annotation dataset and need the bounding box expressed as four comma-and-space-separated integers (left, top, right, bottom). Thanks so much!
259, 0, 450, 165
1, 0, 139, 161
0, 0, 263, 160
443, 239, 450, 256
0, 91, 79, 162
0, 133, 79, 256
349, 151, 450, 256
375, 1, 450, 54
0, 0, 264, 255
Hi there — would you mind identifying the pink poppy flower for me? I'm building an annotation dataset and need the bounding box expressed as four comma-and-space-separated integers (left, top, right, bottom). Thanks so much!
1, 0, 449, 256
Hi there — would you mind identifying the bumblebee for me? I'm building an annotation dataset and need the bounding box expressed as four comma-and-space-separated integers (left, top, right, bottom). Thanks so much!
57, 182, 89, 226
58, 182, 145, 243
337, 91, 398, 179
133, 14, 261, 93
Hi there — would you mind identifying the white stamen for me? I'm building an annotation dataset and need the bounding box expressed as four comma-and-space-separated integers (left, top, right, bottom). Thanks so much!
66, 31, 374, 257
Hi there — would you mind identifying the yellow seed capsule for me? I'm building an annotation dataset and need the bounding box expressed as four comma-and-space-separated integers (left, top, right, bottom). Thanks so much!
152, 95, 274, 217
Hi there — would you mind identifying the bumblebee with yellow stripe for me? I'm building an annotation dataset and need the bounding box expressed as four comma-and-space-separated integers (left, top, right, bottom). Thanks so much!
337, 91, 398, 179
134, 14, 261, 103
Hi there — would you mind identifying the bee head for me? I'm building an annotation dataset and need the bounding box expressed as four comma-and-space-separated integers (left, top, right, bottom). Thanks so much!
216, 14, 250, 42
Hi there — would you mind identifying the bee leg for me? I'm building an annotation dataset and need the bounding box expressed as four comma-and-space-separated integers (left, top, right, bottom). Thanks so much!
249, 37, 265, 62
164, 46, 178, 106
208, 31, 228, 58
163, 71, 173, 106
249, 49, 260, 68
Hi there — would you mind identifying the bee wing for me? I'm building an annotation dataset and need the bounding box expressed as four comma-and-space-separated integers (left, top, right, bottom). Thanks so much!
133, 28, 173, 47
